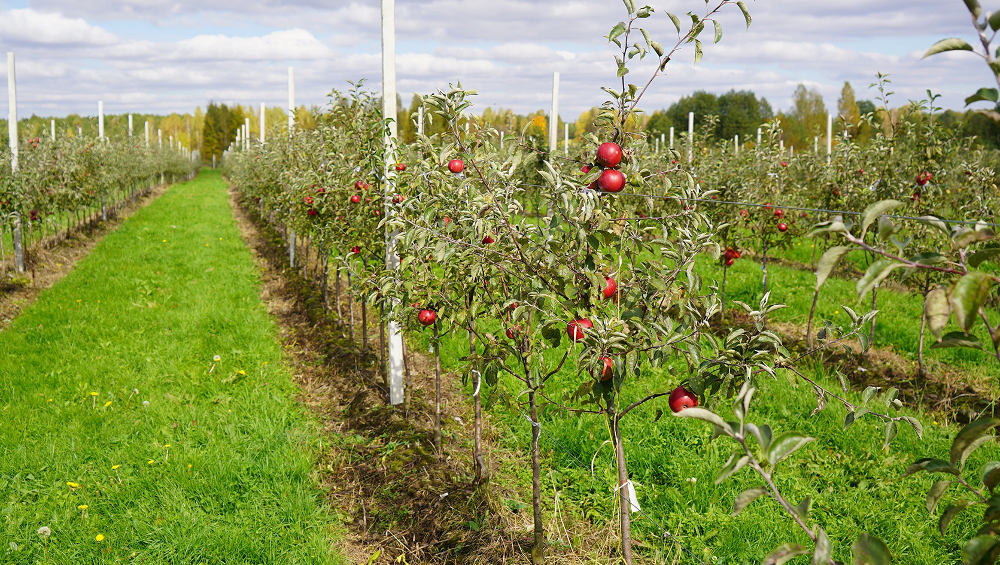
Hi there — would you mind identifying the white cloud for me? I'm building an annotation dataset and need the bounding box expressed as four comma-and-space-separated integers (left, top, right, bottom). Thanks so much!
0, 8, 117, 46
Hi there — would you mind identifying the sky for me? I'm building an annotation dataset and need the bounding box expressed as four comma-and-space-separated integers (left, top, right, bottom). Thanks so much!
0, 0, 993, 121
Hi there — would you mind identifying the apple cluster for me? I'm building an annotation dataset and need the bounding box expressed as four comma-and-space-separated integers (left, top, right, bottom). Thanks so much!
583, 142, 626, 193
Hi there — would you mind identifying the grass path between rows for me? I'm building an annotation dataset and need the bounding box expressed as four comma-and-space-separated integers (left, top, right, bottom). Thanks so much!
0, 169, 345, 564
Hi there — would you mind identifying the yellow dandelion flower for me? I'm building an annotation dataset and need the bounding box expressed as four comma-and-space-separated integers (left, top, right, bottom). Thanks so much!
238, 369, 246, 375
95, 534, 105, 542
164, 444, 171, 449
111, 465, 120, 470
47, 398, 53, 402
89, 392, 98, 397
162, 239, 167, 243
77, 505, 88, 511
104, 401, 112, 408
213, 355, 221, 362
67, 482, 80, 488
147, 460, 155, 465
187, 464, 192, 470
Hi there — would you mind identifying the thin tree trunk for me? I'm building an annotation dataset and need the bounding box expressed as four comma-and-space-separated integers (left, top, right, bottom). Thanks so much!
433, 322, 442, 455
720, 262, 728, 325
379, 304, 388, 388
918, 277, 930, 378
610, 411, 633, 565
335, 268, 342, 320
529, 387, 545, 563
321, 250, 330, 310
806, 288, 820, 348
347, 271, 355, 343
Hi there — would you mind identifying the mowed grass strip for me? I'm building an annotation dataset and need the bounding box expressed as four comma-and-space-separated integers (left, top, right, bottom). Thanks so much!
0, 170, 344, 564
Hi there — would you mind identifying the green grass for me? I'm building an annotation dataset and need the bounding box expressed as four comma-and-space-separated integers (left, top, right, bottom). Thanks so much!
0, 170, 345, 564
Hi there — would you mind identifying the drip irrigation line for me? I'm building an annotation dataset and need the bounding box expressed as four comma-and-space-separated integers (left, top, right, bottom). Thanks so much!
511, 182, 999, 229
514, 405, 706, 564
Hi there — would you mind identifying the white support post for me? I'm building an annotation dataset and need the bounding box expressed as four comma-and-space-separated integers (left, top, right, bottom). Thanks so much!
382, 0, 405, 406
564, 122, 569, 156
655, 137, 659, 153
128, 114, 133, 137
417, 105, 424, 136
158, 129, 162, 148
144, 121, 150, 148
260, 102, 266, 145
244, 118, 250, 149
98, 101, 104, 141
826, 113, 833, 164
687, 111, 694, 164
660, 132, 665, 146
288, 67, 295, 136
50, 119, 55, 141
779, 139, 784, 153
814, 136, 818, 154
735, 135, 739, 155
499, 130, 504, 150
549, 71, 559, 156
757, 127, 762, 147
669, 126, 674, 149
7, 52, 24, 273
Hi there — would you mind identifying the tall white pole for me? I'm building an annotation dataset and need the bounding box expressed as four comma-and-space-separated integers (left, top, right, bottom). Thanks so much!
145, 121, 150, 148
158, 128, 162, 148
669, 126, 674, 149
98, 101, 104, 141
735, 134, 739, 155
50, 119, 55, 141
417, 105, 424, 136
757, 127, 762, 146
382, 0, 404, 406
7, 52, 24, 273
564, 122, 569, 156
288, 67, 295, 135
128, 114, 133, 137
549, 71, 559, 156
826, 113, 833, 164
244, 118, 250, 149
260, 102, 266, 145
687, 111, 694, 164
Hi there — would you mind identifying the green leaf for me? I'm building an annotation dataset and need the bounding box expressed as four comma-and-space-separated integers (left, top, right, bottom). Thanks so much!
608, 22, 627, 44
733, 487, 768, 515
924, 287, 950, 341
968, 247, 1000, 268
953, 228, 995, 248
900, 416, 924, 439
713, 19, 722, 43
736, 1, 751, 28
813, 528, 831, 565
916, 215, 951, 236
931, 331, 983, 350
939, 501, 973, 534
746, 423, 773, 452
666, 11, 681, 33
617, 63, 629, 77
949, 271, 995, 332
903, 457, 959, 477
650, 40, 665, 57
923, 38, 975, 58
763, 543, 810, 565
926, 479, 952, 513
963, 536, 1000, 565
984, 462, 1000, 492
990, 10, 1000, 32
622, 0, 635, 14
964, 0, 982, 17
852, 533, 892, 565
883, 421, 898, 450
815, 246, 851, 291
966, 88, 1000, 106
861, 200, 903, 240
856, 260, 904, 301
673, 407, 733, 436
715, 452, 750, 484
951, 418, 1000, 469
766, 432, 815, 467
693, 39, 703, 64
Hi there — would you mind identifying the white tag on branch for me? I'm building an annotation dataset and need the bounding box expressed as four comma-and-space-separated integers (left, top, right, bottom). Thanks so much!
627, 481, 640, 513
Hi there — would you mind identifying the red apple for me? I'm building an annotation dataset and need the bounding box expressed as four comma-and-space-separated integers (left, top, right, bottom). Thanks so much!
774, 209, 784, 219
669, 385, 698, 412
777, 222, 788, 232
725, 257, 735, 266
482, 235, 495, 245
581, 164, 591, 174
304, 196, 314, 205
350, 194, 361, 204
567, 318, 593, 341
595, 142, 623, 168
395, 163, 406, 171
417, 308, 437, 326
392, 194, 405, 204
597, 169, 625, 193
354, 180, 365, 190
596, 356, 614, 382
307, 208, 317, 216
601, 276, 617, 300
780, 161, 788, 167
351, 246, 361, 254
505, 325, 521, 339
448, 159, 464, 173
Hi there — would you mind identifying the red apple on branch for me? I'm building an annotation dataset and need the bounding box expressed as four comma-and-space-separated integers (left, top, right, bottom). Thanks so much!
597, 170, 625, 193
595, 142, 623, 168
417, 309, 437, 326
567, 318, 593, 341
448, 159, 464, 173
669, 385, 698, 412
